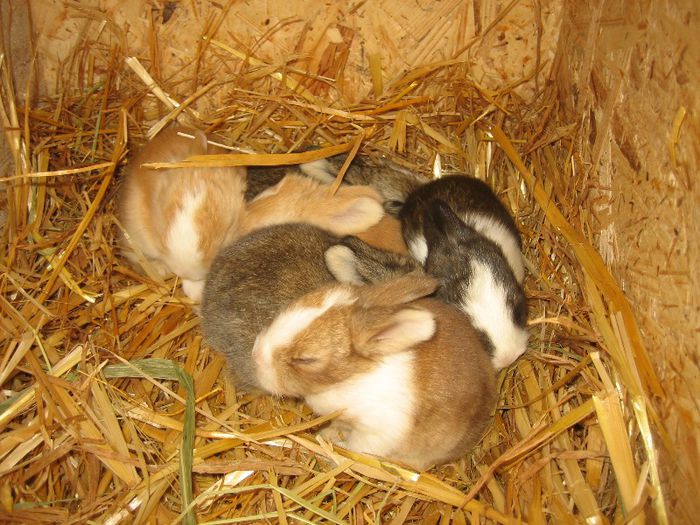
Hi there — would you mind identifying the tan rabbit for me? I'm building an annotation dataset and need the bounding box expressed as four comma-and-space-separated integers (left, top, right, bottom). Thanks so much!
118, 126, 247, 302
243, 172, 406, 254
240, 174, 384, 237
252, 274, 496, 470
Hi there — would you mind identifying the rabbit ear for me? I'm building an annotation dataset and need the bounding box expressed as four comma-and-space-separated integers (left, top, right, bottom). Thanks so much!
351, 306, 436, 357
357, 274, 437, 308
423, 199, 463, 238
326, 236, 420, 285
319, 195, 384, 235
325, 245, 364, 284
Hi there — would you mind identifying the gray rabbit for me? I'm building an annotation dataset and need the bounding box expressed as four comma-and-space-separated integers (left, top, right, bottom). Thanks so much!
300, 155, 426, 216
200, 223, 418, 390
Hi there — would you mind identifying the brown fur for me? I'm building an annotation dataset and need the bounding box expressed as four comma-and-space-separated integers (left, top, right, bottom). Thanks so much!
240, 174, 384, 237
274, 305, 363, 396
261, 275, 438, 397
355, 273, 436, 308
257, 275, 496, 469
396, 298, 496, 467
353, 215, 408, 255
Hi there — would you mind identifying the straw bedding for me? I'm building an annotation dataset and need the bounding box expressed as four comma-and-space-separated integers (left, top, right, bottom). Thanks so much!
0, 3, 666, 524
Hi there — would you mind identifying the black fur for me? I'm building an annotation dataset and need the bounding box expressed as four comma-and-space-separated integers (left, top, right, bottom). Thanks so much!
422, 200, 528, 354
400, 175, 522, 256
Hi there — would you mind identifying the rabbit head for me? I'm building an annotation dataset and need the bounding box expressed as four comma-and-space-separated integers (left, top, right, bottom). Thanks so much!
252, 274, 438, 398
423, 200, 529, 369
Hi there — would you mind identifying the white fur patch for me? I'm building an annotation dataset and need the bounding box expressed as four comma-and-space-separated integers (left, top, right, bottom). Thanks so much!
306, 351, 416, 456
165, 191, 206, 280
181, 279, 205, 302
300, 158, 335, 183
253, 287, 357, 392
324, 246, 364, 285
464, 212, 525, 283
407, 234, 428, 264
460, 260, 529, 370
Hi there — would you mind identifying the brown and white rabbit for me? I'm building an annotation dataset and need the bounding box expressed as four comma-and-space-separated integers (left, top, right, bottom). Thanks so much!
201, 223, 418, 390
252, 274, 497, 470
399, 175, 525, 283
240, 174, 384, 237
118, 126, 247, 302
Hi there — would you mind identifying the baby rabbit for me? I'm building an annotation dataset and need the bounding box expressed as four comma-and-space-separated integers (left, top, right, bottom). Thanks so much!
301, 155, 426, 216
240, 174, 384, 237
400, 175, 525, 283
118, 126, 246, 302
397, 175, 528, 369
422, 200, 528, 369
244, 158, 336, 201
252, 274, 497, 470
201, 224, 418, 390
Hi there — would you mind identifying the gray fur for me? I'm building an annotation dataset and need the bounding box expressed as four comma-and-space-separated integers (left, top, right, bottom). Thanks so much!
244, 154, 426, 215
325, 235, 421, 285
303, 155, 427, 216
201, 223, 417, 390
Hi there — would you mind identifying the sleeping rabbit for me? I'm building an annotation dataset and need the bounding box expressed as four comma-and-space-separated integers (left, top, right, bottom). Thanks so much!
252, 273, 497, 470
201, 223, 419, 390
397, 175, 529, 369
117, 126, 247, 302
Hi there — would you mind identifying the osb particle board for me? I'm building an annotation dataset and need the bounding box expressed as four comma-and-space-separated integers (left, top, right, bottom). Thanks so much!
554, 0, 700, 521
30, 0, 563, 104
0, 0, 33, 240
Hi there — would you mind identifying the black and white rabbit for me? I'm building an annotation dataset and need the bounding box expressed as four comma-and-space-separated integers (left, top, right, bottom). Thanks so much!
400, 175, 525, 283
420, 199, 528, 369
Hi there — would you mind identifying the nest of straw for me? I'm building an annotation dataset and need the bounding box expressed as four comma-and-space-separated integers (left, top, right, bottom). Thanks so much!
0, 7, 664, 525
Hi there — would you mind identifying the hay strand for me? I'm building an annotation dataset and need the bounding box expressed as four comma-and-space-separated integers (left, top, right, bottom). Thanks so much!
103, 359, 197, 525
